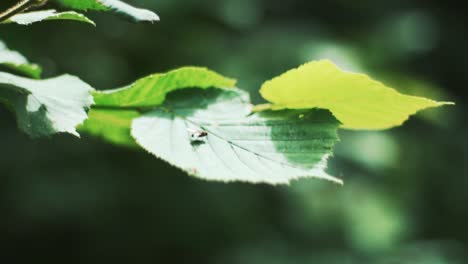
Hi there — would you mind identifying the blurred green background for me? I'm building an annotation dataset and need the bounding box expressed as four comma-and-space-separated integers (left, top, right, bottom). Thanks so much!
0, 0, 466, 263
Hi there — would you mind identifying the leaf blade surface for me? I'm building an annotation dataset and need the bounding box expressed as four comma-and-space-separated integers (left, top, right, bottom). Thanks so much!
0, 40, 41, 78
260, 60, 453, 130
3, 10, 95, 26
0, 72, 94, 137
131, 88, 342, 184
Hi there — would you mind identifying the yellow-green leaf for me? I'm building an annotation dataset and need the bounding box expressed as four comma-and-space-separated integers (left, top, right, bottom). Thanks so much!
259, 60, 453, 130
78, 108, 139, 147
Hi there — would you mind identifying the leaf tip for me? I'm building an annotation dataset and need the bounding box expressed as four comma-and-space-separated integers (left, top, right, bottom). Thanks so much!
438, 101, 455, 106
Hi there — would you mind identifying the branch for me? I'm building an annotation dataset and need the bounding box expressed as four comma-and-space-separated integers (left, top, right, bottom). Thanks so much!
0, 0, 47, 23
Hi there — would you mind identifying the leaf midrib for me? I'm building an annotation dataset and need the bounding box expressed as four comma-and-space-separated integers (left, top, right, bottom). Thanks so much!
181, 114, 334, 172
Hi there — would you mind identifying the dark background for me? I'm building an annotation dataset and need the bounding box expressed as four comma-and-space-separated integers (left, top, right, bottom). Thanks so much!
0, 0, 466, 263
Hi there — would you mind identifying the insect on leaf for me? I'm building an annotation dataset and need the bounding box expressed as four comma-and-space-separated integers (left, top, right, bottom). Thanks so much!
131, 88, 342, 185
81, 67, 236, 146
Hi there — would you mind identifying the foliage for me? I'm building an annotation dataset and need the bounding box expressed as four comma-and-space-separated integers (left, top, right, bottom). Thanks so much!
259, 60, 453, 130
56, 0, 159, 22
0, 40, 41, 78
131, 89, 341, 184
0, 72, 94, 137
0, 0, 452, 185
2, 9, 95, 25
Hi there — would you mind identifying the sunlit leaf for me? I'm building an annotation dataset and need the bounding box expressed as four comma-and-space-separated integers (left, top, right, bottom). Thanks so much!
93, 67, 237, 107
0, 40, 41, 79
3, 10, 95, 26
259, 60, 453, 130
79, 108, 139, 147
56, 0, 159, 22
0, 72, 94, 137
57, 0, 107, 10
81, 67, 235, 146
378, 74, 455, 127
131, 88, 342, 185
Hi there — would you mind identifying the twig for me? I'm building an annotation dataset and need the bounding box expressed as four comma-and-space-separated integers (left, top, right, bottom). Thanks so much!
0, 0, 47, 23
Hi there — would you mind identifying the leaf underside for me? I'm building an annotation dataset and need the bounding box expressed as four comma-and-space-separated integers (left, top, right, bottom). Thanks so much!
56, 0, 159, 22
0, 40, 42, 79
260, 60, 453, 130
3, 10, 95, 26
0, 72, 94, 137
131, 88, 342, 185
83, 67, 237, 147
0, 54, 453, 185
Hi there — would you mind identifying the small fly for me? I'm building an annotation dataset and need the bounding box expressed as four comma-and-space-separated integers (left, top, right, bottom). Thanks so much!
187, 127, 208, 144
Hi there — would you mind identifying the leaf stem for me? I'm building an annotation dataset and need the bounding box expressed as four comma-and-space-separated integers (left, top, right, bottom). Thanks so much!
0, 0, 46, 23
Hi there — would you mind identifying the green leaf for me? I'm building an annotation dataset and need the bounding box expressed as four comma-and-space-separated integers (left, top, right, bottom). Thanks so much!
78, 108, 139, 147
259, 60, 454, 130
82, 67, 236, 146
3, 10, 95, 26
0, 40, 42, 79
93, 67, 237, 107
56, 0, 159, 22
0, 72, 94, 137
57, 0, 107, 10
131, 88, 342, 185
